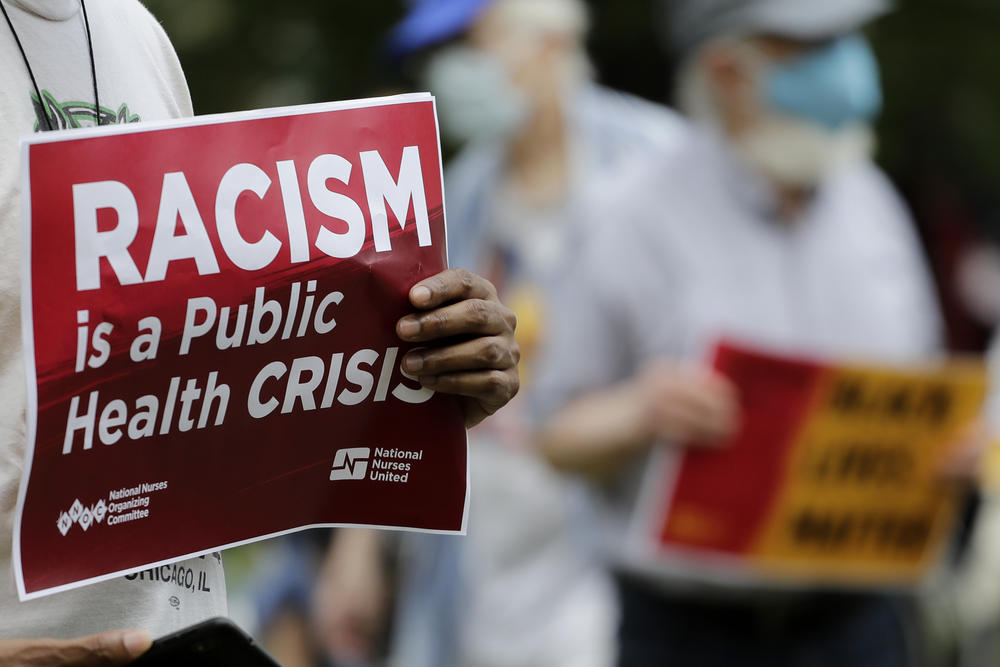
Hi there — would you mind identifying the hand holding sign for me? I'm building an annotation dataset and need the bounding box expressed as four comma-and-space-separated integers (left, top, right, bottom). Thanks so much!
398, 268, 519, 428
16, 94, 479, 599
635, 341, 987, 587
637, 360, 741, 447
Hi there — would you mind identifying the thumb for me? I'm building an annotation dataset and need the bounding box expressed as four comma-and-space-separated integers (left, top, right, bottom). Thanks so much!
75, 629, 153, 665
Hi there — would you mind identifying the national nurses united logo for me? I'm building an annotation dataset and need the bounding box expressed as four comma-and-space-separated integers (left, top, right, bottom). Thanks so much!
57, 498, 107, 536
330, 447, 371, 481
330, 446, 424, 483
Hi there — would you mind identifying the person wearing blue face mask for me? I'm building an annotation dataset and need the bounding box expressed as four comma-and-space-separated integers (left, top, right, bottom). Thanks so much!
534, 0, 944, 665
675, 29, 886, 211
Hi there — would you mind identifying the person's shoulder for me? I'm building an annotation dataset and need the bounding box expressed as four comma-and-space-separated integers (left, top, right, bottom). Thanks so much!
827, 159, 912, 227
580, 86, 686, 136
93, 0, 179, 64
444, 140, 503, 192
95, 0, 192, 117
575, 85, 690, 155
831, 158, 898, 195
588, 127, 703, 224
820, 159, 926, 269
98, 0, 168, 32
103, 0, 163, 22
102, 0, 173, 46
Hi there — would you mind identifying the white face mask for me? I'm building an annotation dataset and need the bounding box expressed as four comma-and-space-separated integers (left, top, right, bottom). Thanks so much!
735, 116, 875, 188
423, 46, 530, 145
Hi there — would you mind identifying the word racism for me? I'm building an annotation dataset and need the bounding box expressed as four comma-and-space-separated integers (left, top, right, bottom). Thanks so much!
72, 146, 430, 291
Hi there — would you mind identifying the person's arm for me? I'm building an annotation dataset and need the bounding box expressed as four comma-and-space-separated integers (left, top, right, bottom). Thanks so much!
395, 268, 520, 428
312, 528, 387, 664
0, 629, 152, 666
539, 360, 740, 479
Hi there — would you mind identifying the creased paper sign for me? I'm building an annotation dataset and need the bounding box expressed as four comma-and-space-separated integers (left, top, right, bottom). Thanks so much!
15, 94, 467, 600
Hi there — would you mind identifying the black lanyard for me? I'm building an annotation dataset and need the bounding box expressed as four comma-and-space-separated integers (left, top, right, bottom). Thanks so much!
0, 0, 101, 131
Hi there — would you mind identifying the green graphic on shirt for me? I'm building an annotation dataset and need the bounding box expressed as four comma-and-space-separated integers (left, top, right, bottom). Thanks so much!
30, 89, 140, 132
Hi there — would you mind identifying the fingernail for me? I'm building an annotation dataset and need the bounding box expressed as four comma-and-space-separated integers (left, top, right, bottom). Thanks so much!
123, 630, 153, 656
398, 317, 420, 339
420, 375, 438, 388
403, 353, 423, 373
411, 285, 432, 305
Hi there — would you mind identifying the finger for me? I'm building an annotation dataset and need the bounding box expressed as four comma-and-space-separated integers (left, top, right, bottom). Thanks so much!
403, 336, 519, 376
652, 382, 735, 428
702, 373, 740, 403
690, 392, 740, 438
939, 423, 990, 484
656, 403, 730, 445
688, 413, 738, 444
397, 299, 515, 342
86, 630, 152, 665
688, 377, 741, 429
327, 609, 381, 662
649, 405, 705, 443
939, 453, 981, 486
48, 630, 152, 666
337, 623, 372, 662
651, 391, 738, 444
409, 268, 498, 310
327, 627, 368, 664
419, 369, 519, 401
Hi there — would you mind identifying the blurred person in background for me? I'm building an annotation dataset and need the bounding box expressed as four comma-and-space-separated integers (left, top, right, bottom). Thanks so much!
535, 0, 945, 665
311, 1, 686, 666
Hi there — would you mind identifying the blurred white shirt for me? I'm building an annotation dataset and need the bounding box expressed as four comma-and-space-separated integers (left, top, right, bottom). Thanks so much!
534, 126, 943, 591
391, 84, 686, 667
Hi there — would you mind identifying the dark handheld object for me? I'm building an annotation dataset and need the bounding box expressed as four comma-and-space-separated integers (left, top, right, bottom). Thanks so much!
129, 617, 280, 667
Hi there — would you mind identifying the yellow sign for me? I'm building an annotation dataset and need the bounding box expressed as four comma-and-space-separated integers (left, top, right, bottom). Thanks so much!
653, 343, 986, 586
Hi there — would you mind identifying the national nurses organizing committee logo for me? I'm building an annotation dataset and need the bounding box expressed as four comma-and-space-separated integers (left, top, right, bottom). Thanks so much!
330, 447, 371, 481
57, 498, 107, 536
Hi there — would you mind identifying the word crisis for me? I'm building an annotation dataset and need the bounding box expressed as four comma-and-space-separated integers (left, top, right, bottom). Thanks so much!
62, 346, 432, 454
72, 147, 432, 291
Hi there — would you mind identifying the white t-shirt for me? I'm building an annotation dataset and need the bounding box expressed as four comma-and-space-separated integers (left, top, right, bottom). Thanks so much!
0, 0, 227, 637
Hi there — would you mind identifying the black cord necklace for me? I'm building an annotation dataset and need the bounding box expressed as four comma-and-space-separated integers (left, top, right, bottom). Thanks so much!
0, 0, 102, 132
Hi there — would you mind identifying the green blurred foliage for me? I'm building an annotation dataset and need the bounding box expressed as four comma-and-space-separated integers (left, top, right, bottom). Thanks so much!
144, 0, 406, 112
872, 0, 1000, 215
146, 0, 1000, 205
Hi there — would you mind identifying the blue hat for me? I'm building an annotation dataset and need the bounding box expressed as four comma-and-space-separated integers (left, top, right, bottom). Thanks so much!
387, 0, 496, 61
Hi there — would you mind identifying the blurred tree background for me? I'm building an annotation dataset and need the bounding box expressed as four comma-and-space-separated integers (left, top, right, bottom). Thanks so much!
145, 0, 1000, 350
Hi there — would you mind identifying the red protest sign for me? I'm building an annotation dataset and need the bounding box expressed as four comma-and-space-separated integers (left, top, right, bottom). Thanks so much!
15, 94, 467, 600
630, 341, 984, 587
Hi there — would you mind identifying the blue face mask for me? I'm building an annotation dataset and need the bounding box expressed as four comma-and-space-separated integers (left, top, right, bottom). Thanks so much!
765, 34, 883, 131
